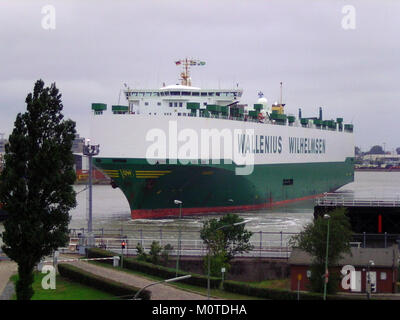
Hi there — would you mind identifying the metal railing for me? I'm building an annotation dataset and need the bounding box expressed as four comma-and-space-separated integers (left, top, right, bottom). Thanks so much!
67, 228, 400, 258
315, 193, 400, 207
68, 228, 296, 259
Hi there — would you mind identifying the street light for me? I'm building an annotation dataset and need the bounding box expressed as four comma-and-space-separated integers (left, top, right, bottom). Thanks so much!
323, 214, 330, 301
207, 219, 251, 300
366, 260, 375, 299
133, 275, 191, 300
174, 199, 183, 277
82, 141, 100, 248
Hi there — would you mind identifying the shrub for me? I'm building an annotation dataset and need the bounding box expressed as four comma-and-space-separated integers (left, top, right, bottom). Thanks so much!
135, 242, 148, 262
86, 248, 220, 289
161, 244, 174, 266
58, 263, 151, 300
86, 248, 115, 261
149, 241, 162, 265
223, 280, 355, 300
203, 252, 230, 278
122, 257, 221, 289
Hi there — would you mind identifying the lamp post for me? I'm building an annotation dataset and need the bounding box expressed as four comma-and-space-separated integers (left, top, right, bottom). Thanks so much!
323, 214, 330, 301
207, 219, 250, 300
366, 260, 375, 299
174, 200, 183, 277
133, 275, 191, 300
82, 141, 100, 247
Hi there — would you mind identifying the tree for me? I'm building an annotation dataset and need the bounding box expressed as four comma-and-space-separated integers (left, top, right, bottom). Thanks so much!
289, 208, 352, 294
148, 241, 162, 265
366, 145, 384, 155
200, 214, 253, 276
0, 80, 76, 300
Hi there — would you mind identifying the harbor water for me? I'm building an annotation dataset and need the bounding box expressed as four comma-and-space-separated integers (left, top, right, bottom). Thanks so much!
1, 172, 400, 254
68, 171, 400, 236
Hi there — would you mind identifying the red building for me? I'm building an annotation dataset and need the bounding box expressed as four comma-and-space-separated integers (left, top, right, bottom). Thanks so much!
289, 245, 399, 294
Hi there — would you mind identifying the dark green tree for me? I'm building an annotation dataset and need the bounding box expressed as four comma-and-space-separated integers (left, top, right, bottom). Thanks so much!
366, 145, 385, 155
290, 208, 352, 294
200, 214, 253, 276
148, 241, 162, 265
0, 80, 76, 300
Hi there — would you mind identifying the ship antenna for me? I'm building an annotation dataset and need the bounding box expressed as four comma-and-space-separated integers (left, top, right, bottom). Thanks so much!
280, 81, 283, 105
118, 88, 122, 105
175, 58, 206, 86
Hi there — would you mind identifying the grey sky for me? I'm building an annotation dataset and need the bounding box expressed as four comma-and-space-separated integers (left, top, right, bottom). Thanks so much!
1, 0, 399, 152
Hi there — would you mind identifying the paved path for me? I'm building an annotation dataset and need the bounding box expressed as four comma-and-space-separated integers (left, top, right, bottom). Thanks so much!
0, 260, 17, 299
64, 260, 216, 300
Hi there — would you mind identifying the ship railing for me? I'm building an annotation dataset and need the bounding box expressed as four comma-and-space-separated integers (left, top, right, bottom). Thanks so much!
315, 193, 400, 207
187, 112, 346, 131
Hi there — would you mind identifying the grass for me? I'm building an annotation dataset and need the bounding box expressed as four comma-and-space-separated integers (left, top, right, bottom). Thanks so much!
10, 272, 120, 300
248, 279, 291, 290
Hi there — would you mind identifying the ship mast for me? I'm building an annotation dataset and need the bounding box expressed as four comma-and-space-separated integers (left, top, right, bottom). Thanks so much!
175, 58, 206, 86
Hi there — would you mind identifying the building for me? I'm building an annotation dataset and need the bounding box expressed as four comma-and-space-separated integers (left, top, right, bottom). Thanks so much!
289, 246, 399, 294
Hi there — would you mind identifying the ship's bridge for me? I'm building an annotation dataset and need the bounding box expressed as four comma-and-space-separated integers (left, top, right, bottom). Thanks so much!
124, 84, 243, 117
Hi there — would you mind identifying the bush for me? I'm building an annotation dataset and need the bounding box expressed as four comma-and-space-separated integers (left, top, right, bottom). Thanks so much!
58, 263, 151, 300
149, 241, 162, 265
122, 257, 221, 289
86, 248, 115, 261
87, 248, 221, 289
223, 280, 353, 300
161, 244, 174, 266
135, 242, 148, 262
223, 280, 320, 300
203, 253, 230, 278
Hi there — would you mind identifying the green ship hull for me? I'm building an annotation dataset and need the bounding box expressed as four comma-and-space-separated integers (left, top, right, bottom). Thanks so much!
93, 157, 354, 219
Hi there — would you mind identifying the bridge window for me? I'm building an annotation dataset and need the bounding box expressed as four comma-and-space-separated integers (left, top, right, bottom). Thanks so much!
182, 91, 190, 96
192, 92, 199, 96
201, 92, 207, 96
171, 91, 180, 96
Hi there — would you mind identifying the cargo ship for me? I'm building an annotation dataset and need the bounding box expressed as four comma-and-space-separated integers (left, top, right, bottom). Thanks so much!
90, 59, 354, 219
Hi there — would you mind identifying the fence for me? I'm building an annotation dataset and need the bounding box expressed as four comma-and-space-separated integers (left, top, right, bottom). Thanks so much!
67, 228, 400, 259
315, 193, 400, 207
68, 228, 296, 259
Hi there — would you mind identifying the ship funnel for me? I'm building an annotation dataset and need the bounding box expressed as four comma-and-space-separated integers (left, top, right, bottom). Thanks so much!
298, 108, 302, 119
319, 107, 323, 120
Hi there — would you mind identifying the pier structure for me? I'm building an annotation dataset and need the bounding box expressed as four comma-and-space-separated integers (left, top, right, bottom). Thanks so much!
314, 193, 400, 246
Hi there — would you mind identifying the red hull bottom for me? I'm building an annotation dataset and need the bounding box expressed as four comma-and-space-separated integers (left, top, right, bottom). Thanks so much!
131, 193, 324, 219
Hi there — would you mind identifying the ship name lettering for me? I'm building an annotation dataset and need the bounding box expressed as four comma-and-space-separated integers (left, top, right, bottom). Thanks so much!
237, 134, 282, 154
289, 137, 326, 154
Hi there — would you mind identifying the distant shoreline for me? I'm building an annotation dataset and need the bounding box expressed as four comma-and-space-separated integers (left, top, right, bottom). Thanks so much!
355, 168, 400, 172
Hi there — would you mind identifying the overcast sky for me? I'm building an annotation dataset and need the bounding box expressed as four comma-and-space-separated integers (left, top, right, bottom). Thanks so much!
1, 0, 399, 152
